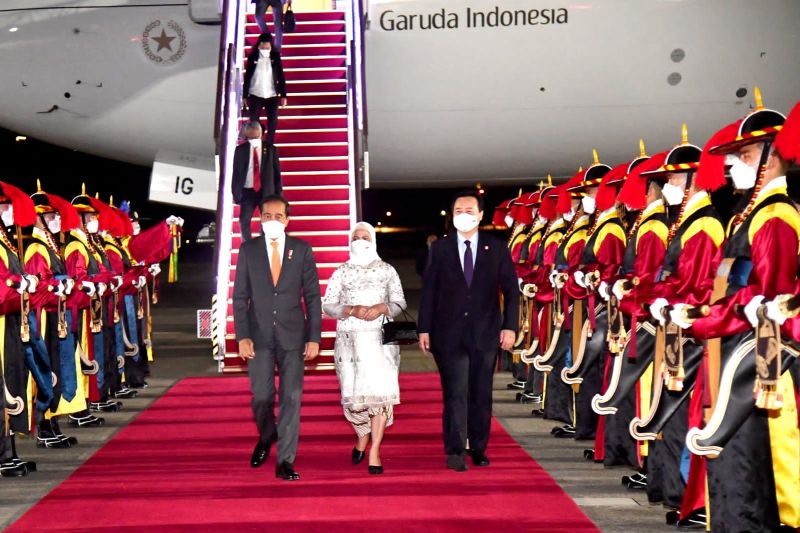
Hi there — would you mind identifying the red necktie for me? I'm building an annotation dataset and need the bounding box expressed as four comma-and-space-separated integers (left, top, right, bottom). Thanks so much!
252, 147, 261, 193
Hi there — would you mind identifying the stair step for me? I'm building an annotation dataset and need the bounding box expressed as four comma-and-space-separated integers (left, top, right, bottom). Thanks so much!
276, 115, 348, 129
279, 92, 347, 106
276, 142, 349, 157
245, 32, 345, 48
279, 43, 346, 57
282, 171, 350, 187
274, 129, 348, 143
285, 80, 347, 93
247, 11, 345, 23
284, 67, 346, 81
282, 185, 349, 200
232, 199, 350, 217
278, 156, 349, 173
276, 104, 346, 116
281, 56, 346, 69
245, 20, 346, 33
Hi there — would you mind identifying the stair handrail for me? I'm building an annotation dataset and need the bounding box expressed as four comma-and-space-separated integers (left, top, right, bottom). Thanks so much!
212, 0, 247, 369
345, 0, 368, 223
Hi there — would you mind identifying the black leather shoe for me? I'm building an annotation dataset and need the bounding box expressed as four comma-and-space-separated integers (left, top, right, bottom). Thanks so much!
251, 440, 272, 468
530, 408, 545, 417
469, 451, 490, 467
275, 462, 300, 481
351, 447, 366, 465
507, 380, 525, 390
368, 465, 383, 475
446, 453, 468, 472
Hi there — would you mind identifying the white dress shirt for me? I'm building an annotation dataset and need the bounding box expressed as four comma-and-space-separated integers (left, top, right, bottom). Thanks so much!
250, 55, 277, 99
456, 232, 479, 271
244, 138, 262, 189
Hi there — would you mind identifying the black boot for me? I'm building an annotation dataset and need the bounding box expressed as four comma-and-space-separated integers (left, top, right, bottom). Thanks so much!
68, 409, 105, 427
51, 417, 78, 446
36, 419, 71, 449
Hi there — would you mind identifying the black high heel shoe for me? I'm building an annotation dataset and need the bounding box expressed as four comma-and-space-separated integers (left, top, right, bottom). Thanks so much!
352, 447, 366, 465
368, 465, 383, 475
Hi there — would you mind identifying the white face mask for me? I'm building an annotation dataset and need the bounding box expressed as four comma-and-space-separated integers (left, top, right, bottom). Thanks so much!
453, 213, 479, 233
132, 223, 141, 236
261, 220, 286, 240
350, 239, 375, 256
563, 208, 575, 222
1, 206, 13, 227
259, 48, 270, 57
661, 183, 685, 206
581, 195, 596, 215
249, 137, 260, 146
47, 216, 61, 234
503, 215, 514, 228
728, 156, 758, 190
85, 219, 99, 234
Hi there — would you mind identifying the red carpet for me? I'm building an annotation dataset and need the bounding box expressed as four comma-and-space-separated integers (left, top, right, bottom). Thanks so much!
8, 374, 599, 532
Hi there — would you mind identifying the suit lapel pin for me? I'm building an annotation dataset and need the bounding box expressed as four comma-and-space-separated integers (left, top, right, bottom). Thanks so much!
484, 245, 489, 250
288, 249, 294, 260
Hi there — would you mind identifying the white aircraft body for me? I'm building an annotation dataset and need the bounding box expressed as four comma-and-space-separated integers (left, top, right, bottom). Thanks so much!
1, 0, 799, 189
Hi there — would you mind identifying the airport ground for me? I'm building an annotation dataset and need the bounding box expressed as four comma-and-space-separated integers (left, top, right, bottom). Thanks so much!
0, 245, 677, 532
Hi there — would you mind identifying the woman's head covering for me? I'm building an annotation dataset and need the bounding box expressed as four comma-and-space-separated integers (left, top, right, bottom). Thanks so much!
348, 221, 381, 266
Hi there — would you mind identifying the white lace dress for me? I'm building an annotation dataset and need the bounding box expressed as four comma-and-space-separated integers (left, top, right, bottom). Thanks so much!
322, 260, 406, 436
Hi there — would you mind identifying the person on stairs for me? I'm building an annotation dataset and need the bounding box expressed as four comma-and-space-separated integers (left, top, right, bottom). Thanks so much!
253, 0, 291, 51
233, 121, 281, 241
243, 32, 287, 147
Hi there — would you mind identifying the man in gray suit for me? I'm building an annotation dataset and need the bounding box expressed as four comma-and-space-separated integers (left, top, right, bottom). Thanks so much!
233, 194, 321, 481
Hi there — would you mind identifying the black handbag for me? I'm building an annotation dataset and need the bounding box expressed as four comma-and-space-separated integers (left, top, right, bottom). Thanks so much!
283, 8, 296, 33
381, 308, 419, 345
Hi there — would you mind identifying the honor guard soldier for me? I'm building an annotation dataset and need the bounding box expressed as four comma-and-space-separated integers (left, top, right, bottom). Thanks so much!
678, 90, 800, 532
65, 186, 115, 426
0, 182, 39, 477
25, 183, 84, 449
592, 151, 668, 478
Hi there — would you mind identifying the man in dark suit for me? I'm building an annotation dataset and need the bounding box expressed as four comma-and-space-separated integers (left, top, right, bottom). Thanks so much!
232, 122, 282, 241
418, 191, 519, 472
233, 195, 321, 481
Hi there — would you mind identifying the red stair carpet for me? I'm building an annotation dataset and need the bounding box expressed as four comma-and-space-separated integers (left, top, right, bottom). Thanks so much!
8, 374, 599, 532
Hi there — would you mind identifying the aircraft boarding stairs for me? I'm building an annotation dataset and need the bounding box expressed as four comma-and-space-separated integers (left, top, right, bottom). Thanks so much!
219, 6, 359, 372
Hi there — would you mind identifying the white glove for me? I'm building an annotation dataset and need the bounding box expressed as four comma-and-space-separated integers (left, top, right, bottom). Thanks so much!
598, 281, 610, 302
765, 298, 789, 325
64, 278, 75, 295
54, 280, 66, 298
111, 275, 124, 292
25, 274, 38, 294
176, 217, 185, 227
149, 264, 161, 276
166, 215, 180, 226
16, 276, 28, 295
612, 280, 627, 301
518, 278, 524, 292
133, 275, 147, 289
649, 298, 669, 326
81, 280, 96, 297
574, 271, 586, 289
97, 282, 107, 297
670, 304, 693, 330
550, 271, 565, 289
548, 271, 558, 288
743, 295, 766, 328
